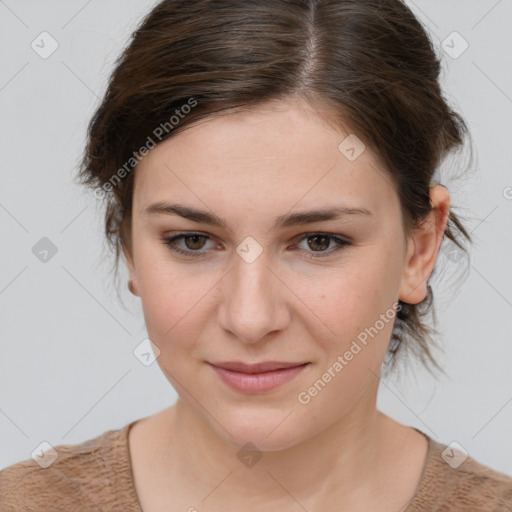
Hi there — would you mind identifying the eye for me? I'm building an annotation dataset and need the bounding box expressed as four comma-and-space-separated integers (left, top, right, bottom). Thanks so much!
161, 231, 352, 259
161, 232, 216, 258
292, 232, 352, 258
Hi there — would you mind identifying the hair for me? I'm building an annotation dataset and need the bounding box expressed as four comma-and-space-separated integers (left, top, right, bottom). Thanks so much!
76, 0, 475, 379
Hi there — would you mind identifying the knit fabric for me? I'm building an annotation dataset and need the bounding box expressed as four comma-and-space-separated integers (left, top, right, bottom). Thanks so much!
1, 421, 511, 511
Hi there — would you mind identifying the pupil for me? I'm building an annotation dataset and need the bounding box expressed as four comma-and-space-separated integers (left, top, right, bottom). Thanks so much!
309, 235, 328, 251
187, 235, 204, 250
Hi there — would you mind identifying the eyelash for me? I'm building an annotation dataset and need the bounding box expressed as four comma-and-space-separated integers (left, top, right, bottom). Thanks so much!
160, 232, 352, 259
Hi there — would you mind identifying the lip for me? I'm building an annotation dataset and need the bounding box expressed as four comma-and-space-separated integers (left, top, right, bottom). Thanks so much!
210, 361, 308, 373
208, 361, 310, 393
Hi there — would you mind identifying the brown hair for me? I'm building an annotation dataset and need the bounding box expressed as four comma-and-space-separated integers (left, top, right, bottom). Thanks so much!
77, 0, 475, 379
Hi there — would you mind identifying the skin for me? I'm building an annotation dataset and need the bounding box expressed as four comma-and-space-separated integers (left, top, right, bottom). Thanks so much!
124, 95, 450, 511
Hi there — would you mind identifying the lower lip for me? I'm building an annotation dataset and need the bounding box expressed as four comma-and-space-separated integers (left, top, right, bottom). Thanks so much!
210, 364, 309, 394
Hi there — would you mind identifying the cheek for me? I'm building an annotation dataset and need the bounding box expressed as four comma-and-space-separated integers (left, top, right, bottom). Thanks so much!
305, 259, 399, 357
140, 274, 201, 344
293, 266, 399, 415
135, 250, 218, 355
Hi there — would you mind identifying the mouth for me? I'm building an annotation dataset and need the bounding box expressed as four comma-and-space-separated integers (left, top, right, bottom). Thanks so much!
207, 361, 310, 393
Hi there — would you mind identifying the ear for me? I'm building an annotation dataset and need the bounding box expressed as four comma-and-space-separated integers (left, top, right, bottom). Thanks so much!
122, 242, 140, 296
398, 185, 450, 305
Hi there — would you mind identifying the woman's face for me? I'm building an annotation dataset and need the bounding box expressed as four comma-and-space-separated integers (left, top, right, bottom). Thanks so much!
126, 96, 427, 450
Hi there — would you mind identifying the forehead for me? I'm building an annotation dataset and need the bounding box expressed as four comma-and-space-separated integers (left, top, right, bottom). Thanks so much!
133, 97, 398, 224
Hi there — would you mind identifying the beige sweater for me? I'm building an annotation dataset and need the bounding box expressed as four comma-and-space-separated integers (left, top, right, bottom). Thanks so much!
1, 421, 511, 511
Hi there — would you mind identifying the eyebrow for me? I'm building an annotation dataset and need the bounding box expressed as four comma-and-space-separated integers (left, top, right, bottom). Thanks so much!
143, 202, 373, 230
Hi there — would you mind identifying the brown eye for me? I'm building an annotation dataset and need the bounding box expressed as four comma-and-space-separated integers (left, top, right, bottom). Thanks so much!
295, 232, 352, 258
161, 233, 214, 258
306, 234, 331, 252
182, 234, 208, 250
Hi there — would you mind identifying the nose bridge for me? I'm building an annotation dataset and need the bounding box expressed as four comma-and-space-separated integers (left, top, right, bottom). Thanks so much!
219, 247, 287, 343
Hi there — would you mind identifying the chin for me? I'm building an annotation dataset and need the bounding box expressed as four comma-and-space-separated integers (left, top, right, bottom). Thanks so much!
211, 408, 307, 453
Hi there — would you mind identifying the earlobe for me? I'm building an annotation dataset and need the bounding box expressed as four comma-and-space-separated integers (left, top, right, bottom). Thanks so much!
127, 266, 140, 296
399, 237, 425, 305
398, 185, 450, 305
128, 278, 138, 296
123, 244, 139, 296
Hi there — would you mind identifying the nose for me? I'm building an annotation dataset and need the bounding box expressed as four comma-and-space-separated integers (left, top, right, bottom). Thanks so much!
217, 248, 290, 344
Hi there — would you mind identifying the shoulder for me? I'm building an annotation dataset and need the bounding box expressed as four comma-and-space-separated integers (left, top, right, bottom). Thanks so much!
444, 453, 512, 510
0, 424, 133, 511
410, 433, 512, 511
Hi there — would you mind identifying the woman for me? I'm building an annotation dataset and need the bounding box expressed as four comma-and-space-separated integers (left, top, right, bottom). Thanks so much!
2, 0, 511, 510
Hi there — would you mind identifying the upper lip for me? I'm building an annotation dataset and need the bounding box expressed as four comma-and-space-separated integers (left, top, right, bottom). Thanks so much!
209, 361, 309, 373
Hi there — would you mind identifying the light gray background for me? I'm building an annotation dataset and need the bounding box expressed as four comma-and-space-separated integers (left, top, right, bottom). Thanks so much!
1, 0, 511, 477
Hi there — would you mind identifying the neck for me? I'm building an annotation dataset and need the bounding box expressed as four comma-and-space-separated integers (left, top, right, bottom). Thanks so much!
166, 385, 393, 508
